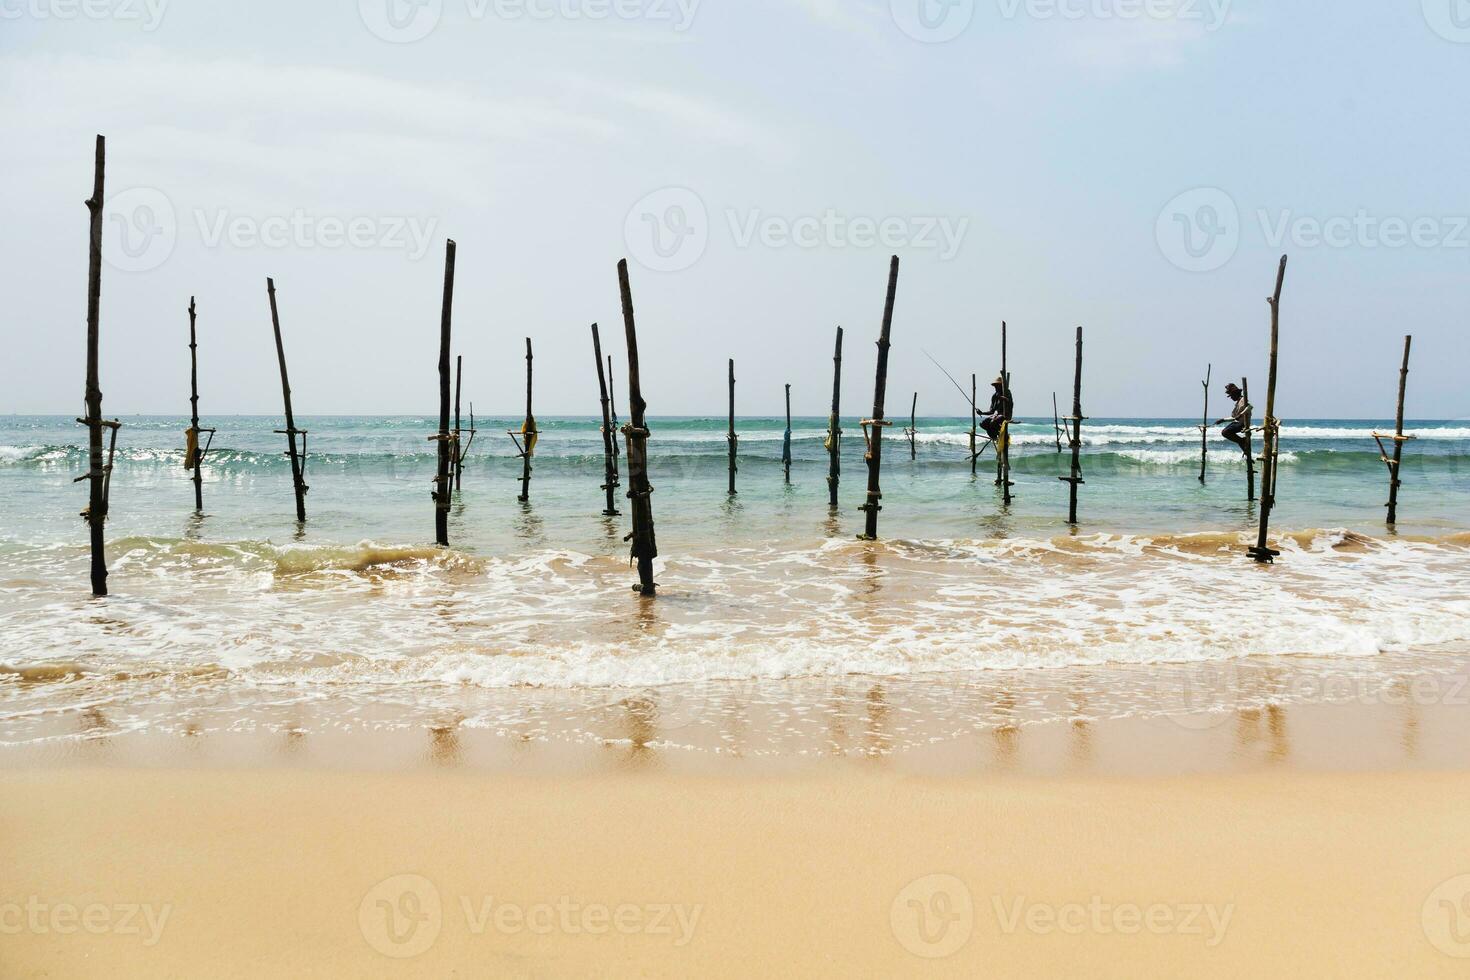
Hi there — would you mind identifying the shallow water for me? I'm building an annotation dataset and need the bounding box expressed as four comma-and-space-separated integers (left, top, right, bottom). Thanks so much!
1, 414, 1467, 747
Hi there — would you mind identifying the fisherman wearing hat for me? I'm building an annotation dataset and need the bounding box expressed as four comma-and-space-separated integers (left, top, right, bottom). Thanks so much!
1216, 382, 1252, 453
976, 374, 1013, 442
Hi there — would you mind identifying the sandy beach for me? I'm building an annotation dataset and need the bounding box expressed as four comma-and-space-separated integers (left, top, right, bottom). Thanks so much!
4, 685, 1470, 978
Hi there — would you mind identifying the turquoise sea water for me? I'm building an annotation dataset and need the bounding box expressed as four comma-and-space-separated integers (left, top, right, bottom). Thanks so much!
2, 414, 1467, 547
1, 414, 1467, 748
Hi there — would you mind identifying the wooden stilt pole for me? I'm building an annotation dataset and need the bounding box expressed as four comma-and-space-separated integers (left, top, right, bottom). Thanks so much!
608, 355, 621, 487
510, 337, 536, 503
1060, 327, 1085, 525
1052, 392, 1062, 453
998, 320, 1013, 505
81, 134, 110, 596
618, 259, 658, 596
858, 256, 900, 541
457, 402, 477, 489
432, 239, 456, 546
591, 323, 621, 516
452, 354, 463, 492
782, 383, 792, 484
1381, 335, 1414, 525
827, 326, 843, 509
1242, 376, 1256, 502
908, 393, 918, 461
185, 296, 214, 512
1198, 363, 1212, 485
970, 374, 979, 475
727, 359, 738, 495
266, 278, 308, 523
1249, 255, 1288, 564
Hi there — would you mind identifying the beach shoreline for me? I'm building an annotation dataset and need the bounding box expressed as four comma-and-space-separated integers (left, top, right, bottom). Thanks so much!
4, 765, 1469, 977
4, 685, 1470, 977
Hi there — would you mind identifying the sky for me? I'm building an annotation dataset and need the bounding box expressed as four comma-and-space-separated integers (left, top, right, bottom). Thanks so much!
1, 0, 1467, 419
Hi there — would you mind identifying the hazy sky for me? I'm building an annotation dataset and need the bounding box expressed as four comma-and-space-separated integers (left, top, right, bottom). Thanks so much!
2, 0, 1467, 418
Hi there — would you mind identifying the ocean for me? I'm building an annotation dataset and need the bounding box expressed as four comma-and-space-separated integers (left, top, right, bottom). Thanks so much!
2, 414, 1468, 750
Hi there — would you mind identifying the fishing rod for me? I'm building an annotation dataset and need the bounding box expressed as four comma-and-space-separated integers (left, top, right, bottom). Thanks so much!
921, 348, 976, 414
921, 348, 994, 459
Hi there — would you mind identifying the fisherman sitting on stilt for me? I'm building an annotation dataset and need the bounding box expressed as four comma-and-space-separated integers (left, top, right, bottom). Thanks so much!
976, 374, 1013, 442
1216, 381, 1252, 453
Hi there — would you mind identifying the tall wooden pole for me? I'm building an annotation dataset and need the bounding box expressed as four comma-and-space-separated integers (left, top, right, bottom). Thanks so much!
433, 239, 456, 546
1249, 255, 1288, 564
1060, 327, 1085, 525
608, 355, 621, 486
1386, 335, 1413, 525
1198, 363, 1211, 485
970, 374, 979, 475
516, 338, 535, 503
187, 296, 204, 511
727, 358, 738, 495
908, 393, 918, 460
1052, 392, 1062, 453
82, 134, 109, 596
618, 259, 658, 596
452, 354, 463, 492
1242, 376, 1256, 501
998, 320, 1012, 506
267, 278, 308, 523
782, 383, 792, 484
827, 326, 843, 509
859, 256, 900, 541
592, 323, 620, 516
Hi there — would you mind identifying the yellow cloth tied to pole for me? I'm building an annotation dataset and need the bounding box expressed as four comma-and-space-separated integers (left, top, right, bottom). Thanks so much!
521, 416, 538, 456
996, 419, 1010, 455
184, 427, 199, 470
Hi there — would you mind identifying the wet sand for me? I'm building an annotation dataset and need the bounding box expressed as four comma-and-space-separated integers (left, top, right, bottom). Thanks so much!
4, 687, 1470, 977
